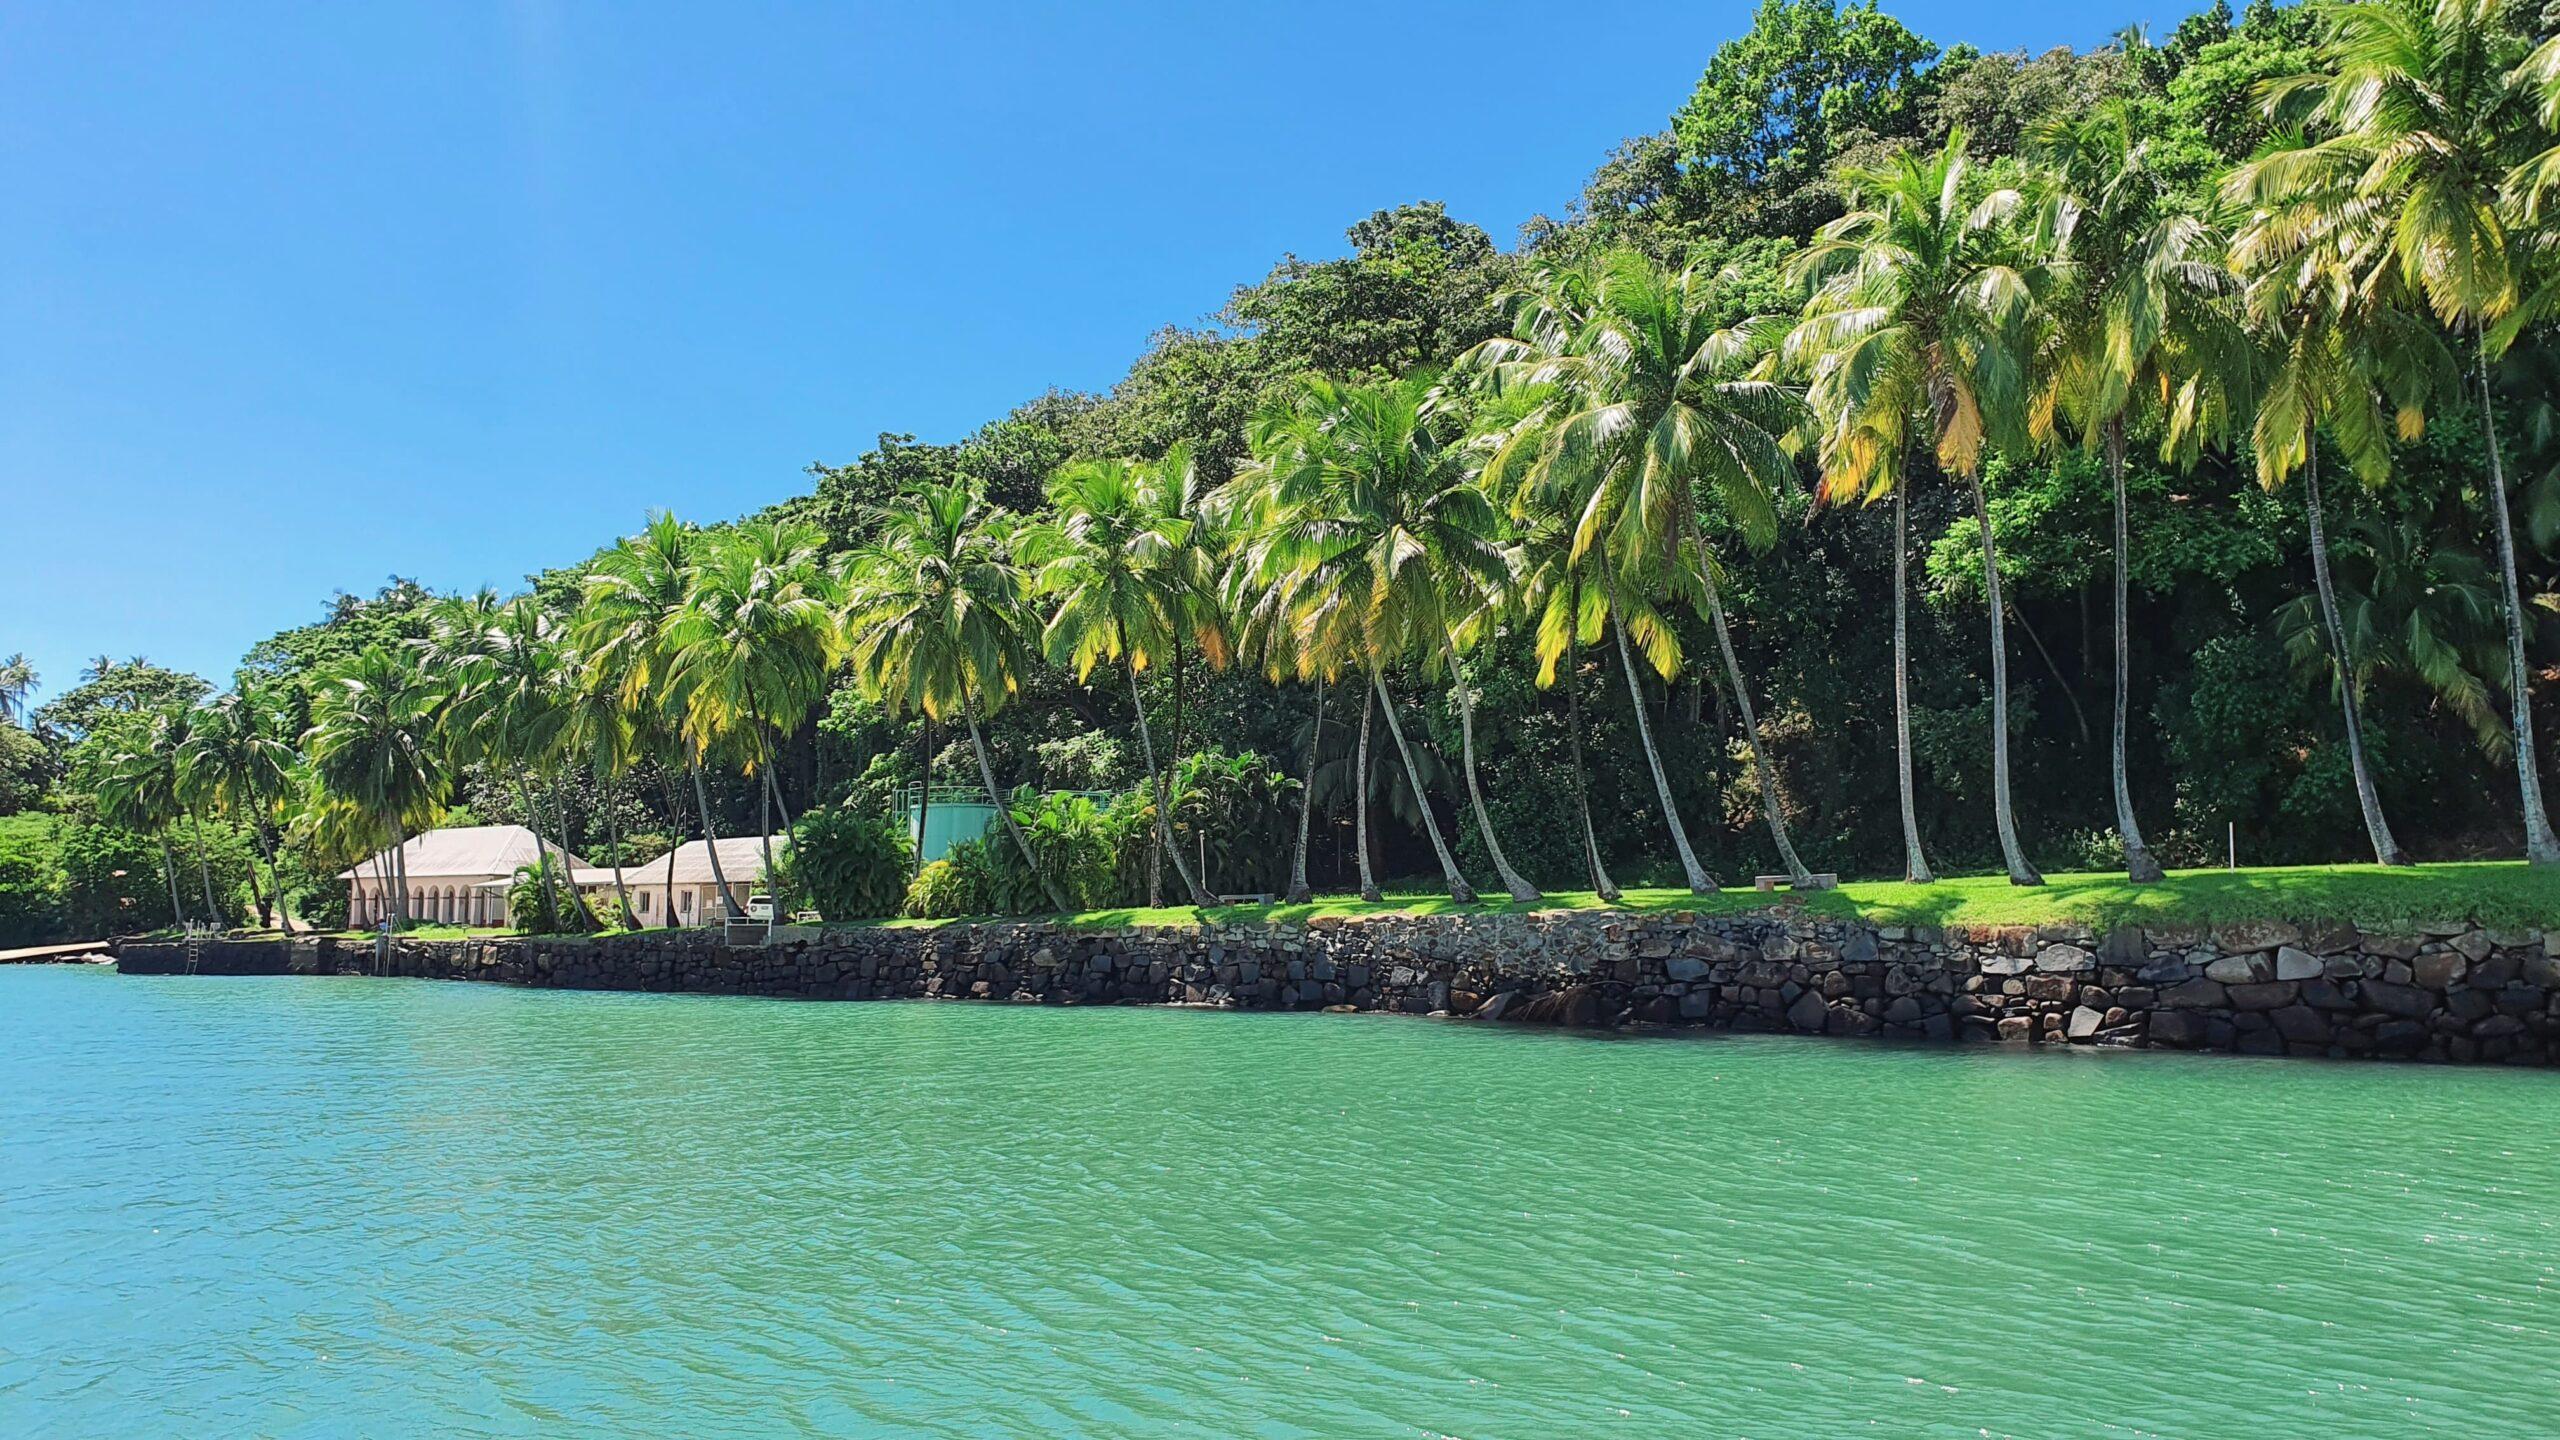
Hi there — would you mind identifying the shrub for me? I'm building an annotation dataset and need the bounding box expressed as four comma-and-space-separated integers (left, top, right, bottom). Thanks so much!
984, 788, 1118, 913
55, 815, 255, 936
906, 840, 993, 919
785, 803, 911, 921
505, 859, 595, 935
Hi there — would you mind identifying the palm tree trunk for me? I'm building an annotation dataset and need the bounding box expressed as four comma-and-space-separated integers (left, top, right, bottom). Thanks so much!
763, 764, 796, 926
159, 836, 186, 927
388, 814, 411, 927
1439, 637, 1539, 902
1969, 475, 2043, 886
1891, 485, 1934, 884
1689, 530, 1813, 885
1564, 606, 1621, 902
656, 763, 686, 928
1603, 568, 1716, 893
1353, 682, 1381, 902
1286, 677, 1325, 905
606, 797, 632, 929
2476, 328, 2560, 864
757, 760, 777, 938
514, 766, 562, 931
1123, 647, 1214, 907
1371, 668, 1477, 904
2304, 450, 2408, 866
255, 818, 292, 932
911, 720, 933, 884
960, 682, 1069, 914
693, 761, 740, 920
188, 809, 221, 921
2107, 420, 2165, 883
549, 776, 583, 930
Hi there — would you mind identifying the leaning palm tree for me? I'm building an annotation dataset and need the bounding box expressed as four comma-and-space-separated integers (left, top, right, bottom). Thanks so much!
665, 519, 843, 932
2229, 127, 2458, 866
842, 481, 1068, 913
1247, 372, 1530, 904
577, 513, 739, 919
1024, 454, 1219, 907
1461, 248, 1817, 888
181, 688, 302, 930
2025, 101, 2254, 883
2260, 0, 2560, 861
305, 646, 448, 929
1787, 128, 2049, 885
561, 642, 640, 926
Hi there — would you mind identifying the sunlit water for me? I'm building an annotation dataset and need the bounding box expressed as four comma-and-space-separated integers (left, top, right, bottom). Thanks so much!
3, 965, 2555, 1438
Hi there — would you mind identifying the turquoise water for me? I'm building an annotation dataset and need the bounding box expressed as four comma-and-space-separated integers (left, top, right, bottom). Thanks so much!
3, 966, 2555, 1438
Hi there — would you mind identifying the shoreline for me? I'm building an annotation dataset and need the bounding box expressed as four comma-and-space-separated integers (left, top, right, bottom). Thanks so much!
111, 906, 2560, 1066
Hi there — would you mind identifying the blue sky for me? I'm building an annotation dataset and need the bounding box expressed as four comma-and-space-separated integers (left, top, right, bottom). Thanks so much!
0, 1, 2171, 708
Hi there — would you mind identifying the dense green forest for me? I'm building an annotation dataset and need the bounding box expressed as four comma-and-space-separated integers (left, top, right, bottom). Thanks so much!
7, 0, 2560, 941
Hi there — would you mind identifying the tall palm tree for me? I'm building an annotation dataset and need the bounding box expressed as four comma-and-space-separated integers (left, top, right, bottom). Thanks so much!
2265, 0, 2560, 860
305, 646, 448, 929
1130, 444, 1233, 903
578, 513, 738, 919
421, 592, 576, 930
842, 482, 1068, 913
93, 718, 189, 927
1024, 453, 1219, 907
666, 520, 843, 932
2025, 101, 2254, 883
1216, 456, 1348, 904
149, 705, 228, 922
1787, 128, 2049, 885
1463, 249, 1816, 888
561, 641, 639, 926
2230, 124, 2458, 866
1247, 373, 1529, 904
181, 688, 301, 930
0, 654, 34, 727
2275, 514, 2514, 754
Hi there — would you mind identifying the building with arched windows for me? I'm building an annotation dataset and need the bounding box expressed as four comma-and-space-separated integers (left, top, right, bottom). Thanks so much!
340, 825, 581, 929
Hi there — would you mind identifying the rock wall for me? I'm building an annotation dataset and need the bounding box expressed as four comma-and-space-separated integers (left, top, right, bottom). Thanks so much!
112, 909, 2560, 1064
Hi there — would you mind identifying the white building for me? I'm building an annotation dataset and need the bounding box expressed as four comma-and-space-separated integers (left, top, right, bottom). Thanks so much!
573, 835, 784, 927
342, 825, 582, 929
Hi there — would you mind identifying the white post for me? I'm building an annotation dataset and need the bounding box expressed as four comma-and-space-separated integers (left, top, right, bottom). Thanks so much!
2227, 822, 2236, 871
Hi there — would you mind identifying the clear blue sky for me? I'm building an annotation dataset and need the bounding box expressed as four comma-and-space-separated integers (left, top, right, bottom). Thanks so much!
0, 1, 2168, 708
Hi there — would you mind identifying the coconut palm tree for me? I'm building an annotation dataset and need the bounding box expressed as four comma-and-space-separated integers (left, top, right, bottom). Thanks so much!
1129, 444, 1234, 902
2229, 125, 2459, 866
0, 654, 34, 727
842, 481, 1068, 913
1024, 454, 1219, 907
1786, 128, 2049, 885
181, 688, 301, 930
1462, 249, 1816, 888
92, 717, 190, 927
1482, 479, 1625, 901
561, 641, 639, 926
305, 645, 448, 929
420, 592, 576, 931
665, 519, 843, 932
577, 513, 739, 919
1246, 373, 1529, 904
2275, 514, 2514, 755
2261, 0, 2560, 860
2025, 101, 2254, 883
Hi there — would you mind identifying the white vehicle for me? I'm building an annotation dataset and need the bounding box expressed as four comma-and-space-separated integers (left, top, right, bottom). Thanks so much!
744, 892, 775, 923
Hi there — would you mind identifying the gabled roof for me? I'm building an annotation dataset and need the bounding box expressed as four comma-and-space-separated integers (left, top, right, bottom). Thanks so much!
338, 825, 583, 881
572, 835, 785, 888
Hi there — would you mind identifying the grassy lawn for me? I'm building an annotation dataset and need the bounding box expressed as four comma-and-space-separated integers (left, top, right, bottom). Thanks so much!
865, 861, 2560, 934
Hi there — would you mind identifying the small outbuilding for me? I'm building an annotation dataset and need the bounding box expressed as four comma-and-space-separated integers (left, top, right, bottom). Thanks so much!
574, 835, 784, 927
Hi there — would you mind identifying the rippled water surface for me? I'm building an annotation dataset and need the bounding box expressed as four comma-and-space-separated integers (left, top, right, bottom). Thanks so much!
4, 966, 2557, 1437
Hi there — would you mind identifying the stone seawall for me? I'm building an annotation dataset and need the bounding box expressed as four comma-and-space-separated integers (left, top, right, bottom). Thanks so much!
113, 909, 2560, 1064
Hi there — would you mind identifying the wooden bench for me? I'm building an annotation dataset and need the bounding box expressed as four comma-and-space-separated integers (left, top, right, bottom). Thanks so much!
1753, 873, 1839, 892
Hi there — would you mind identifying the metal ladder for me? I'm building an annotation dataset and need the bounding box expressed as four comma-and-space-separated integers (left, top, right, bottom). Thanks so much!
183, 920, 207, 975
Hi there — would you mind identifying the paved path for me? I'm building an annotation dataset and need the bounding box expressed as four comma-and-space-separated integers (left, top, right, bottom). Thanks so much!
0, 940, 110, 964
